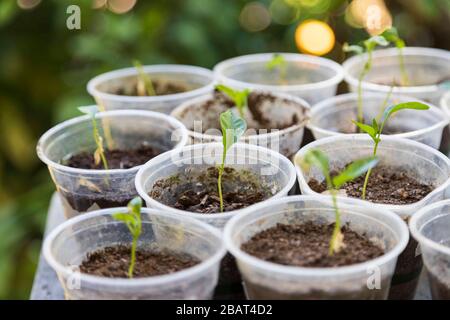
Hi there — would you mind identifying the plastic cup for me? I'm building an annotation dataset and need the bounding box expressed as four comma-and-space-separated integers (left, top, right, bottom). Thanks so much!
213, 53, 344, 105
37, 110, 188, 219
224, 195, 409, 299
295, 134, 450, 299
170, 91, 310, 158
308, 92, 447, 149
87, 65, 215, 114
343, 47, 450, 105
410, 200, 450, 300
43, 208, 226, 300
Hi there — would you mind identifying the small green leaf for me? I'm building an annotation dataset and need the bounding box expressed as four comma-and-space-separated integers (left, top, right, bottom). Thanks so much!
352, 120, 376, 139
381, 27, 405, 48
266, 54, 287, 70
302, 149, 329, 179
381, 102, 429, 123
215, 85, 251, 117
332, 156, 379, 188
128, 197, 142, 215
220, 110, 247, 152
364, 35, 389, 51
343, 43, 363, 55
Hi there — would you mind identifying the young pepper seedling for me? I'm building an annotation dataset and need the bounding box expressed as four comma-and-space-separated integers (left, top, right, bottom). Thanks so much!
381, 27, 409, 86
112, 197, 143, 278
343, 35, 390, 124
217, 110, 246, 212
133, 60, 156, 96
78, 106, 109, 170
353, 101, 429, 200
215, 84, 251, 119
266, 53, 288, 84
299, 150, 378, 255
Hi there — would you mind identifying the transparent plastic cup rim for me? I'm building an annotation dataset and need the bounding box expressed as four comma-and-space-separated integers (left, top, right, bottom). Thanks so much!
307, 92, 449, 139
135, 142, 297, 221
36, 109, 189, 175
295, 134, 450, 213
87, 64, 215, 103
409, 199, 450, 257
343, 47, 450, 94
43, 207, 226, 287
213, 52, 345, 91
223, 195, 409, 277
171, 91, 311, 142
440, 91, 450, 119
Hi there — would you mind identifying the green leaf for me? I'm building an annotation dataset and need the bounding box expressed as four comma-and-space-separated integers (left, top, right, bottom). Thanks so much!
364, 35, 389, 51
220, 110, 247, 152
381, 102, 429, 123
112, 213, 135, 224
128, 197, 142, 216
78, 105, 99, 116
302, 149, 330, 179
343, 43, 363, 55
266, 53, 286, 70
381, 27, 405, 48
215, 85, 251, 114
332, 156, 379, 188
352, 120, 376, 138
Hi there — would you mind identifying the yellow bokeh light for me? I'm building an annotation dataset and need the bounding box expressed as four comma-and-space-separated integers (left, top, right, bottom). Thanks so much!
295, 20, 335, 56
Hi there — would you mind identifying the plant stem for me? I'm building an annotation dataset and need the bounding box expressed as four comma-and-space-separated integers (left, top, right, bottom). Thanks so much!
218, 167, 224, 212
92, 118, 109, 170
329, 189, 341, 256
398, 48, 409, 86
361, 130, 382, 199
128, 237, 137, 278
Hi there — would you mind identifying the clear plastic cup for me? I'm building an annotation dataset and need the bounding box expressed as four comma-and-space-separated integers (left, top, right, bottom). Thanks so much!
295, 134, 450, 299
170, 91, 310, 158
343, 47, 450, 105
410, 200, 450, 300
37, 110, 188, 219
87, 65, 215, 114
224, 195, 409, 299
308, 92, 447, 149
135, 143, 296, 230
213, 53, 344, 105
441, 90, 450, 129
43, 207, 226, 300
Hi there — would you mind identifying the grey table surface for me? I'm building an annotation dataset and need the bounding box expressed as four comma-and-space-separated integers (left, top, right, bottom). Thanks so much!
30, 193, 432, 300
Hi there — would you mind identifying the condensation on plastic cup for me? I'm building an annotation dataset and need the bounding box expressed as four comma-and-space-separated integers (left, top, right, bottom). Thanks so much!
343, 47, 450, 105
223, 195, 409, 299
87, 65, 215, 114
213, 53, 344, 105
36, 110, 188, 218
43, 208, 226, 300
135, 143, 296, 229
170, 91, 311, 158
409, 200, 450, 299
308, 92, 448, 149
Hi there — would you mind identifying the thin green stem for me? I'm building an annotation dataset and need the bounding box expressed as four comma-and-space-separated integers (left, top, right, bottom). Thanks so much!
128, 237, 137, 278
398, 48, 409, 86
329, 189, 341, 256
92, 118, 109, 170
218, 166, 224, 212
361, 135, 381, 199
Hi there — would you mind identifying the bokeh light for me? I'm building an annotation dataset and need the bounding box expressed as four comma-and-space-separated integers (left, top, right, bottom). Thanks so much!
270, 0, 300, 25
346, 0, 392, 35
108, 0, 137, 14
295, 19, 335, 55
17, 0, 41, 10
239, 2, 271, 32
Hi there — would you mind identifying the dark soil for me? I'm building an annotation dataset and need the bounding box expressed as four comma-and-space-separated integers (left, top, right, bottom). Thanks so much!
65, 143, 162, 170
149, 166, 273, 213
79, 245, 199, 278
428, 270, 450, 300
113, 79, 188, 96
242, 222, 384, 268
309, 166, 433, 205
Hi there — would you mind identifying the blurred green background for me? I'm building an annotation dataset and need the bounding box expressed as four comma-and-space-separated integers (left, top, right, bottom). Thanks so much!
0, 0, 449, 299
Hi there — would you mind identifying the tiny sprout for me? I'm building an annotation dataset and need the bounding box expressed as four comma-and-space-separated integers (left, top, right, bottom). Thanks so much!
344, 35, 390, 124
78, 106, 108, 170
353, 101, 429, 200
381, 27, 409, 86
133, 60, 156, 96
266, 53, 287, 84
112, 197, 143, 278
215, 84, 251, 119
218, 110, 247, 212
299, 150, 378, 255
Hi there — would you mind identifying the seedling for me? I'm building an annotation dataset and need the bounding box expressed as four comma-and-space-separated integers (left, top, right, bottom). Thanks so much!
266, 53, 287, 84
353, 101, 429, 199
78, 106, 109, 170
299, 150, 378, 255
217, 110, 247, 212
112, 197, 143, 278
343, 35, 390, 123
381, 27, 409, 86
215, 84, 251, 118
133, 60, 156, 96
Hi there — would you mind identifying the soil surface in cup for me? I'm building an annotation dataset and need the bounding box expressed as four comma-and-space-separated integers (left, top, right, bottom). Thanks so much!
177, 90, 308, 132
65, 143, 163, 170
309, 165, 433, 205
79, 245, 199, 278
427, 269, 450, 300
241, 222, 387, 299
112, 78, 189, 96
149, 166, 274, 213
242, 222, 384, 267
